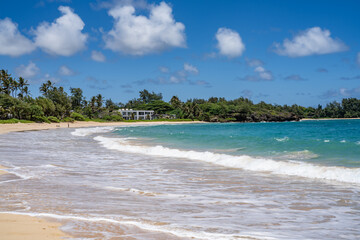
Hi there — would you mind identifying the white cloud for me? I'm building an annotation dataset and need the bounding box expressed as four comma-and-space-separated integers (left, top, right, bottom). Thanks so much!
142, 62, 203, 85
254, 66, 273, 81
170, 75, 180, 83
215, 27, 245, 58
135, 62, 209, 87
159, 66, 169, 73
245, 58, 263, 67
91, 50, 106, 62
184, 63, 198, 74
15, 61, 39, 78
321, 86, 360, 99
340, 87, 360, 97
0, 18, 36, 57
103, 2, 186, 55
34, 6, 88, 56
42, 73, 61, 83
239, 59, 273, 81
357, 52, 360, 66
284, 74, 307, 81
166, 63, 200, 83
274, 27, 347, 57
58, 65, 75, 76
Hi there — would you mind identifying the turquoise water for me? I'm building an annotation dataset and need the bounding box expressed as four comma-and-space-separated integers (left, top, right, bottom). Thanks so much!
114, 120, 360, 168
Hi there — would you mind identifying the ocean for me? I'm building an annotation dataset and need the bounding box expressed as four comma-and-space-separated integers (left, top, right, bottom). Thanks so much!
1, 120, 360, 239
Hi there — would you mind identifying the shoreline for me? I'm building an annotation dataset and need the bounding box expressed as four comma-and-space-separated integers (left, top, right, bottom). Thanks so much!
0, 120, 204, 135
300, 117, 360, 121
0, 165, 7, 175
1, 118, 358, 135
1, 165, 70, 239
0, 120, 203, 239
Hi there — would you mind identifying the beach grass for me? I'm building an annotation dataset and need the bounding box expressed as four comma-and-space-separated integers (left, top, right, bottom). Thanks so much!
0, 119, 34, 124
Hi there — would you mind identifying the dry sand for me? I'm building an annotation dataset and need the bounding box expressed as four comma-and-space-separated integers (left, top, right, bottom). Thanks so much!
0, 120, 203, 135
301, 118, 360, 121
0, 214, 70, 240
0, 120, 203, 239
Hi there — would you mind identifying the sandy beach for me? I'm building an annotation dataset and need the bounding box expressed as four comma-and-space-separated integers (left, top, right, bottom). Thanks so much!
1, 162, 70, 239
0, 120, 203, 135
0, 214, 70, 240
0, 120, 202, 239
300, 118, 360, 121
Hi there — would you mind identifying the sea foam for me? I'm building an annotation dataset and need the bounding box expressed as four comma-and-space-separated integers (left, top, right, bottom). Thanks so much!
94, 136, 360, 185
104, 186, 190, 198
275, 137, 289, 142
71, 127, 115, 137
0, 211, 268, 240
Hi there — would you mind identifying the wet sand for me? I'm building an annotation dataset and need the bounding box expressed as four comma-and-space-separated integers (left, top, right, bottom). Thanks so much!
1, 165, 70, 239
0, 121, 203, 135
0, 120, 203, 239
0, 165, 7, 175
0, 213, 71, 240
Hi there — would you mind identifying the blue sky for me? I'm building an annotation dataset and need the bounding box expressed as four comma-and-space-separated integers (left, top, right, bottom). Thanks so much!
1, 0, 359, 106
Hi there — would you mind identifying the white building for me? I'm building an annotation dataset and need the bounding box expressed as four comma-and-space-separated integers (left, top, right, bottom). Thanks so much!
118, 109, 154, 120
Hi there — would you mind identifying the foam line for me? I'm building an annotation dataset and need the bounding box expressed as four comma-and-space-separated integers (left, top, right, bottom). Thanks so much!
71, 127, 115, 137
0, 211, 268, 240
94, 136, 360, 185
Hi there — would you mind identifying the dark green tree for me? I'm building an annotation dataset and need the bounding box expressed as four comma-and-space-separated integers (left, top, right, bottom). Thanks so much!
70, 87, 84, 110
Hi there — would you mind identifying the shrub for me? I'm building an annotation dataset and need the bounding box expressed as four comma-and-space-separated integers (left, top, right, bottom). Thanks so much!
32, 116, 50, 123
0, 118, 19, 124
102, 115, 124, 122
70, 112, 86, 121
102, 115, 111, 121
110, 115, 124, 121
62, 117, 74, 122
48, 116, 60, 123
225, 117, 237, 122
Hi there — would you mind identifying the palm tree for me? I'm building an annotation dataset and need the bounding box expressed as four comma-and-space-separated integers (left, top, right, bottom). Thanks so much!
182, 102, 200, 119
96, 94, 103, 108
23, 86, 29, 97
17, 77, 29, 98
40, 80, 53, 95
9, 77, 19, 98
1, 70, 11, 95
90, 96, 97, 113
170, 96, 182, 108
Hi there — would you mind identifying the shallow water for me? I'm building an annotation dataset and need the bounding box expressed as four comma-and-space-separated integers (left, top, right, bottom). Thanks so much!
1, 121, 360, 239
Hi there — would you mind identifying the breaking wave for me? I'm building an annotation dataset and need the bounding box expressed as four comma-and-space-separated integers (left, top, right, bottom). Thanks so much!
94, 136, 360, 185
71, 127, 115, 137
275, 137, 289, 142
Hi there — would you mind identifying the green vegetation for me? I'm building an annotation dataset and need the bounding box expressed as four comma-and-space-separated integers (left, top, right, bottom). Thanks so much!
62, 117, 74, 123
48, 116, 60, 123
0, 119, 34, 124
1, 69, 360, 124
70, 112, 86, 121
32, 116, 51, 123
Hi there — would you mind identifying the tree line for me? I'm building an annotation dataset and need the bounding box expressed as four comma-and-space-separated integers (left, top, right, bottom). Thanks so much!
1, 69, 360, 123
